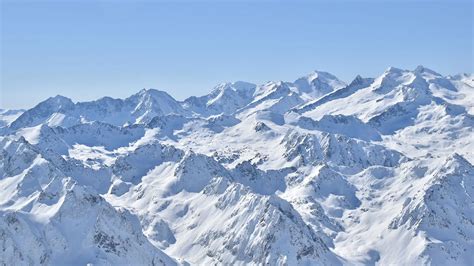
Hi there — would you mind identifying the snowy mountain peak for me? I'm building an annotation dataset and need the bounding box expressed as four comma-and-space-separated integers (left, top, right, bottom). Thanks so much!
9, 95, 75, 129
384, 66, 405, 74
308, 70, 342, 82
349, 75, 364, 86
1, 66, 473, 265
440, 152, 473, 175
293, 70, 346, 98
212, 81, 256, 93
380, 66, 410, 80
377, 66, 442, 87
129, 88, 179, 105
45, 94, 74, 107
413, 65, 442, 76
372, 66, 432, 95
182, 81, 257, 117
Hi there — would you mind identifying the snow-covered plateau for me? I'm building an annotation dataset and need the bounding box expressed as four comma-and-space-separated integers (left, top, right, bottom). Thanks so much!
1, 66, 473, 265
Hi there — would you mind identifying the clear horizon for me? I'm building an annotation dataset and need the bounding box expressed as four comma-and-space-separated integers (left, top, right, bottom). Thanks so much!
1, 0, 473, 109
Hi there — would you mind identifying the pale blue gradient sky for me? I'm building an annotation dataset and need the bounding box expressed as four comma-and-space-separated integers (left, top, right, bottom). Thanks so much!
1, 0, 472, 109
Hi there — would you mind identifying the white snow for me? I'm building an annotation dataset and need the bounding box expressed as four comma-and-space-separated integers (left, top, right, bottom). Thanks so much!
1, 66, 473, 265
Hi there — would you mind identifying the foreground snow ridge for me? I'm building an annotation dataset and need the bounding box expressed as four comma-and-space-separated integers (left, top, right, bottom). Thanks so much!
1, 66, 473, 265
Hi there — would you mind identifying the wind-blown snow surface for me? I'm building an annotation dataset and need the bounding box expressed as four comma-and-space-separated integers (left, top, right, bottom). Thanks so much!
1, 67, 473, 265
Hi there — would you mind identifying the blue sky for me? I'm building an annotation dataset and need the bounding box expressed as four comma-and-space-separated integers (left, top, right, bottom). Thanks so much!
1, 0, 472, 109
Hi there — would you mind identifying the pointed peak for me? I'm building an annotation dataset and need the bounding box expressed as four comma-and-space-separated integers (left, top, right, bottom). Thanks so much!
447, 153, 472, 166
138, 88, 160, 95
48, 94, 73, 103
17, 135, 29, 144
413, 65, 441, 76
307, 70, 324, 79
309, 69, 331, 75
384, 66, 405, 74
40, 95, 74, 109
349, 75, 365, 86
183, 148, 197, 158
374, 67, 411, 88
132, 88, 174, 100
50, 94, 70, 100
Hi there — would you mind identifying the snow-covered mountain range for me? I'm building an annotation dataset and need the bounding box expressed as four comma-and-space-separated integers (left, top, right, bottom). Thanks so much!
1, 66, 473, 265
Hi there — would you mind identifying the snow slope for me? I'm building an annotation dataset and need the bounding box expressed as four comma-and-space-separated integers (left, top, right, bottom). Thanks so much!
0, 109, 24, 128
1, 66, 473, 265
